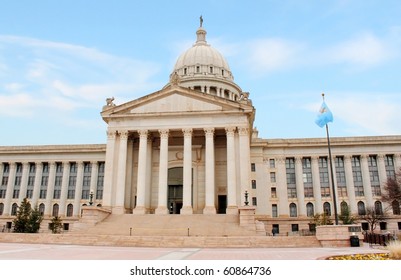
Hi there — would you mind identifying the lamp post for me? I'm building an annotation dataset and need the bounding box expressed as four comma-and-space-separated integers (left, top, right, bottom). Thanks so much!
89, 189, 94, 206
244, 190, 249, 206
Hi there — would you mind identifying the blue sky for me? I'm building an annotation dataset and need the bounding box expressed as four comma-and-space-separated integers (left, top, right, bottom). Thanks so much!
1, 0, 401, 145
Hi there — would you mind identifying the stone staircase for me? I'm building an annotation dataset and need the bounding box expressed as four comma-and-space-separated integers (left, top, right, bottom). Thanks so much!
80, 214, 259, 237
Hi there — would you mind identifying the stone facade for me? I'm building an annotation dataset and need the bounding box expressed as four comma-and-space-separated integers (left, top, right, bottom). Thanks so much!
0, 24, 400, 237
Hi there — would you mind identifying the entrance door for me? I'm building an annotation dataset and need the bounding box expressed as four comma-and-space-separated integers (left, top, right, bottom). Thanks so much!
168, 185, 183, 214
217, 195, 227, 214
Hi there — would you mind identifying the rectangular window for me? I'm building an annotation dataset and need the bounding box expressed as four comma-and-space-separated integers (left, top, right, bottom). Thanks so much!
251, 163, 256, 172
286, 157, 297, 198
385, 155, 395, 179
302, 157, 313, 198
270, 172, 276, 183
352, 156, 364, 196
26, 189, 33, 199
319, 157, 330, 197
39, 190, 47, 199
272, 204, 278, 217
53, 190, 61, 199
252, 197, 257, 206
269, 159, 275, 169
251, 180, 256, 189
0, 189, 6, 198
271, 187, 277, 198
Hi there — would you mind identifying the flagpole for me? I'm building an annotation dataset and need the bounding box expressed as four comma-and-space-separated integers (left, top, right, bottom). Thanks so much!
322, 93, 339, 225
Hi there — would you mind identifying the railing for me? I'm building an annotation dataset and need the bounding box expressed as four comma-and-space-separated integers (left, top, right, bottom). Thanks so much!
363, 232, 395, 246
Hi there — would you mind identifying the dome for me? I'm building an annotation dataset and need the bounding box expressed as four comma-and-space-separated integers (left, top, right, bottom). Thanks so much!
166, 22, 244, 102
173, 27, 233, 82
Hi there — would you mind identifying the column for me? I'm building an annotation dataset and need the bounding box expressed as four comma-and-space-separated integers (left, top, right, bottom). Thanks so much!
3, 163, 16, 216
45, 162, 56, 217
377, 154, 387, 195
73, 162, 84, 216
295, 157, 306, 217
276, 157, 289, 216
225, 127, 237, 214
114, 130, 128, 214
102, 129, 117, 210
18, 162, 29, 202
395, 154, 401, 170
89, 161, 99, 206
344, 155, 357, 213
156, 129, 169, 214
31, 162, 43, 207
59, 161, 70, 217
204, 127, 216, 214
133, 129, 148, 214
181, 128, 193, 215
238, 126, 251, 206
361, 155, 373, 207
311, 157, 323, 214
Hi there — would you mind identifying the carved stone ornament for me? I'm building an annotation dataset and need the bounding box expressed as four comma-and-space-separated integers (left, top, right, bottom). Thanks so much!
170, 72, 180, 86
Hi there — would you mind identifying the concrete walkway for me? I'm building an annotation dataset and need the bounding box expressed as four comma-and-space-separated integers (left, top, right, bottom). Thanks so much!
0, 242, 387, 260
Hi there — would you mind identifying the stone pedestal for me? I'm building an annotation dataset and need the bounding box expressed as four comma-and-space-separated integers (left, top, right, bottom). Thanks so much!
78, 206, 111, 230
316, 225, 363, 247
238, 206, 256, 231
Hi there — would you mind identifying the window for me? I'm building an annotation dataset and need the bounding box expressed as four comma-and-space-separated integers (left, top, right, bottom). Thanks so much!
0, 203, 4, 215
269, 159, 275, 169
357, 201, 366, 215
392, 200, 400, 215
272, 204, 278, 217
323, 202, 331, 216
66, 204, 73, 217
374, 201, 383, 215
11, 203, 18, 216
252, 197, 257, 206
271, 187, 277, 198
286, 158, 297, 198
340, 201, 349, 215
42, 163, 49, 173
39, 203, 45, 215
251, 180, 256, 189
184, 68, 187, 75
251, 163, 256, 172
352, 156, 364, 196
209, 66, 213, 73
39, 190, 47, 199
306, 202, 314, 217
196, 66, 200, 73
302, 157, 313, 198
270, 172, 276, 183
53, 190, 61, 199
335, 157, 346, 189
52, 204, 59, 217
319, 157, 330, 197
291, 224, 299, 232
56, 162, 63, 173
385, 155, 395, 179
289, 203, 297, 217
29, 163, 35, 173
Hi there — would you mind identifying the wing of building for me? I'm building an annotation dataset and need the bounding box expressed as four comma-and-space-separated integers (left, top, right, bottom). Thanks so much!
1, 23, 401, 236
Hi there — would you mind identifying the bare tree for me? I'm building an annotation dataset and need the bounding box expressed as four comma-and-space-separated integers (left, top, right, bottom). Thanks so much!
381, 167, 401, 214
358, 206, 388, 233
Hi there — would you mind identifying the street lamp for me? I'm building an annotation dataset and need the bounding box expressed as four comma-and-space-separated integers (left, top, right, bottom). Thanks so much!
244, 190, 249, 206
89, 189, 94, 206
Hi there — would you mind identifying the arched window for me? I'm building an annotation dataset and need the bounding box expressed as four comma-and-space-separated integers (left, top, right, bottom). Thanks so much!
52, 204, 59, 217
306, 202, 314, 217
374, 201, 383, 215
11, 203, 18, 216
0, 203, 4, 215
357, 201, 366, 215
39, 203, 45, 216
66, 204, 73, 217
323, 202, 331, 216
392, 200, 400, 215
289, 203, 297, 217
340, 201, 349, 214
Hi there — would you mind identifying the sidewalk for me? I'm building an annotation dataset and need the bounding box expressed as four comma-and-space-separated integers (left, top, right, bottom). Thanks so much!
0, 242, 387, 260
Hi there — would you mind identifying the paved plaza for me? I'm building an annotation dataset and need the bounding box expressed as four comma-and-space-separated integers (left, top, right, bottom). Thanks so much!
0, 242, 387, 260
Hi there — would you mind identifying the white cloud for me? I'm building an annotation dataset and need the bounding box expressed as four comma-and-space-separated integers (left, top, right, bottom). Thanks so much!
326, 33, 393, 66
0, 35, 161, 119
243, 38, 304, 74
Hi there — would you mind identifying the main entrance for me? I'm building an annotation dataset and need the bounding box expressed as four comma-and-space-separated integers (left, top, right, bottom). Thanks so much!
168, 167, 183, 214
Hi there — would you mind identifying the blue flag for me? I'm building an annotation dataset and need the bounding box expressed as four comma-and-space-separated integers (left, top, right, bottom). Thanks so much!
315, 101, 333, 128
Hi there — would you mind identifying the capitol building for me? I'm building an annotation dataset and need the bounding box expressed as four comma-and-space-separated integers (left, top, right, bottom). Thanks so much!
1, 23, 400, 236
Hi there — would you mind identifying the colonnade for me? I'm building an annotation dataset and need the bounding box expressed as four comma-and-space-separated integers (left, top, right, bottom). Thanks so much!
103, 126, 252, 215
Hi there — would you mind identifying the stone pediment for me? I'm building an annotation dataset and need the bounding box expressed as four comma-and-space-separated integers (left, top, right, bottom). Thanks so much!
102, 86, 254, 120
130, 92, 222, 114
